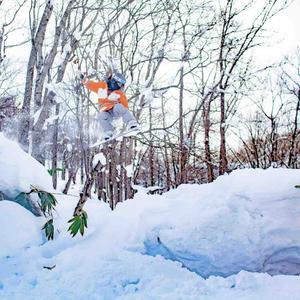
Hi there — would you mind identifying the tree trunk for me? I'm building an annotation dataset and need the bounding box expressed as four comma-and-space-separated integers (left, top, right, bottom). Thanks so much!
178, 64, 186, 184
73, 162, 101, 216
51, 104, 60, 189
288, 89, 300, 167
161, 98, 171, 190
219, 91, 228, 175
149, 104, 155, 186
203, 99, 214, 182
63, 170, 76, 195
18, 1, 54, 147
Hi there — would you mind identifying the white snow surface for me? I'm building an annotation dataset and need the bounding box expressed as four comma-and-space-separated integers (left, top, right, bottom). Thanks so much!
0, 134, 53, 198
93, 152, 107, 167
0, 201, 43, 257
1, 134, 300, 299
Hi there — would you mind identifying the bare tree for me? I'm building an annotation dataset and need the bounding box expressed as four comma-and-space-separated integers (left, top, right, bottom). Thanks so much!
280, 50, 300, 167
215, 0, 290, 174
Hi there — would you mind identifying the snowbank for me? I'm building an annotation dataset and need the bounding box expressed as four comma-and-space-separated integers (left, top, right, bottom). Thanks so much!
140, 168, 300, 278
0, 134, 53, 214
1, 168, 300, 299
0, 134, 53, 198
0, 201, 43, 257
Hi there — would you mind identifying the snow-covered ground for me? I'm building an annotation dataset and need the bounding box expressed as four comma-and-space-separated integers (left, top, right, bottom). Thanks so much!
0, 134, 53, 199
0, 134, 54, 216
1, 134, 300, 299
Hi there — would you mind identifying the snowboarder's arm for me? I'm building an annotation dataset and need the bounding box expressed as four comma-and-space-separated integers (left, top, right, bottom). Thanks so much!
119, 92, 129, 109
82, 79, 106, 94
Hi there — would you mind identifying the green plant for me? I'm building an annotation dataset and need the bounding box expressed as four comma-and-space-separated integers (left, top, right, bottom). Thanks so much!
38, 191, 57, 214
42, 219, 55, 240
15, 186, 57, 240
47, 168, 64, 176
67, 210, 88, 237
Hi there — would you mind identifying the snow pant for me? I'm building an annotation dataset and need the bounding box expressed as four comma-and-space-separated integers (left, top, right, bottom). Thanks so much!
98, 103, 136, 134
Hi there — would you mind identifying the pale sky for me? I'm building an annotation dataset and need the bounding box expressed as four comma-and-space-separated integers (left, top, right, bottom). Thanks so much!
4, 0, 300, 75
2, 0, 300, 110
254, 0, 300, 65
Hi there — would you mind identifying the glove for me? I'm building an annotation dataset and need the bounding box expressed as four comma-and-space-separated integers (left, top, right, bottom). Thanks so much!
107, 93, 120, 102
80, 73, 85, 80
76, 70, 86, 80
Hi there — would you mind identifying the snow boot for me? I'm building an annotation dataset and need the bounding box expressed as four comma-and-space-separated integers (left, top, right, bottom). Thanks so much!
102, 131, 114, 141
126, 120, 139, 132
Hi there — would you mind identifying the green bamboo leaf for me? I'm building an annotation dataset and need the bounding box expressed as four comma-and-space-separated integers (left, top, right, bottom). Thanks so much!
47, 168, 65, 176
38, 191, 57, 214
68, 217, 81, 237
68, 217, 76, 223
82, 211, 88, 228
67, 211, 88, 237
83, 216, 88, 228
80, 221, 85, 236
38, 192, 47, 212
42, 219, 54, 240
47, 193, 57, 207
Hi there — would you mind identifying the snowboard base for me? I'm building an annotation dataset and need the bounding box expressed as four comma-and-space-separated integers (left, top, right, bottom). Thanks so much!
90, 128, 140, 148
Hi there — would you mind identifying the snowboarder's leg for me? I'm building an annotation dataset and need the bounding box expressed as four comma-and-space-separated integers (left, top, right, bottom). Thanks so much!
98, 111, 114, 139
113, 103, 138, 130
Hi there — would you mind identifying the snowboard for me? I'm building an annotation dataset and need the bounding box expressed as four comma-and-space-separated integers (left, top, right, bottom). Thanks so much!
90, 128, 140, 148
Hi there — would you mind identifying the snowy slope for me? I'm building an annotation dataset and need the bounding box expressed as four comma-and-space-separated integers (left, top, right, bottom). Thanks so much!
1, 168, 300, 299
1, 135, 300, 299
0, 201, 43, 257
141, 169, 300, 278
0, 133, 53, 215
0, 134, 53, 198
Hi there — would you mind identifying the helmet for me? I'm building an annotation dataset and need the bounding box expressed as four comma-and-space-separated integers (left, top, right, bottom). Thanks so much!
107, 72, 126, 91
112, 72, 126, 85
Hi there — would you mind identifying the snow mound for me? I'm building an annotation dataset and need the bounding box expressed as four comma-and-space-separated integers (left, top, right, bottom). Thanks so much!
0, 134, 53, 215
140, 168, 300, 278
0, 201, 43, 257
0, 134, 53, 199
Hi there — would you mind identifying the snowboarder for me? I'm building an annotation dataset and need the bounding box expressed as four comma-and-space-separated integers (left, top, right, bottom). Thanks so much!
81, 72, 138, 140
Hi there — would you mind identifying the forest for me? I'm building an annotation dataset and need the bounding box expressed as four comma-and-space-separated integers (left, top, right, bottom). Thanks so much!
0, 0, 299, 211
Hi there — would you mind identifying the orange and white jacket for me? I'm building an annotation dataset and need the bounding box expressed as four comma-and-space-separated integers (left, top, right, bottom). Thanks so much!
82, 79, 128, 112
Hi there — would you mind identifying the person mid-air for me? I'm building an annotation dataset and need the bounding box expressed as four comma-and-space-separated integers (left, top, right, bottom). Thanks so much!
81, 72, 138, 141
